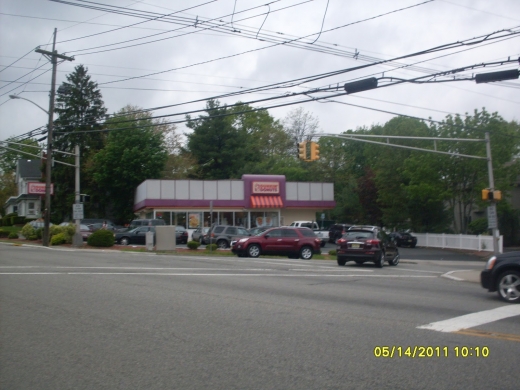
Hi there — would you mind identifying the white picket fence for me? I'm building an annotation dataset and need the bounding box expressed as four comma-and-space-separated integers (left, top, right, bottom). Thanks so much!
413, 233, 503, 253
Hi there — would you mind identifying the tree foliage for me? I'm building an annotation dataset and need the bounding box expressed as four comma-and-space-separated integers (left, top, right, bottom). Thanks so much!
51, 65, 108, 222
90, 106, 169, 223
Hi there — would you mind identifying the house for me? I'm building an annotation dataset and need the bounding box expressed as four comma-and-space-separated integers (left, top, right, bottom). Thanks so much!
4, 159, 43, 219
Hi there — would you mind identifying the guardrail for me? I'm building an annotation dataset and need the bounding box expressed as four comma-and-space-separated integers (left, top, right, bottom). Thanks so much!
414, 233, 503, 253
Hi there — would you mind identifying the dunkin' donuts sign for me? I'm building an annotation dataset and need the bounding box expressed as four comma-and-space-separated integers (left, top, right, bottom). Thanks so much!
252, 181, 279, 194
27, 182, 54, 195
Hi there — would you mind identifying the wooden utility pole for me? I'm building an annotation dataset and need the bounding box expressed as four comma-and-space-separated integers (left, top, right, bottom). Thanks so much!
35, 28, 74, 246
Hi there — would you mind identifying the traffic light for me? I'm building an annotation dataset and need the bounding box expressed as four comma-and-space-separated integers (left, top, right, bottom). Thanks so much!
482, 189, 502, 201
298, 141, 307, 160
310, 142, 320, 161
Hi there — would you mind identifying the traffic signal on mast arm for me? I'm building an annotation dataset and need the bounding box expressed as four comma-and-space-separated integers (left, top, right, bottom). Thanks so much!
298, 141, 307, 160
310, 141, 320, 161
482, 188, 502, 201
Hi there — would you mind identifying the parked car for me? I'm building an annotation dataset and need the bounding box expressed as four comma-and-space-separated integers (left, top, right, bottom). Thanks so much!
328, 223, 353, 243
175, 226, 188, 244
336, 227, 399, 267
388, 231, 417, 248
89, 222, 117, 231
80, 224, 94, 241
232, 227, 321, 259
128, 219, 166, 229
248, 227, 269, 236
191, 227, 210, 243
115, 226, 156, 246
480, 252, 520, 303
29, 220, 53, 229
206, 225, 251, 249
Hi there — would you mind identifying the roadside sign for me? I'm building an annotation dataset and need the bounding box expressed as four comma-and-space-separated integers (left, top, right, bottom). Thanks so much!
487, 204, 497, 229
72, 203, 84, 220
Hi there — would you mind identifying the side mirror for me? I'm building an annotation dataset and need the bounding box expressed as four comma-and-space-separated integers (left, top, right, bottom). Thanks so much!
264, 234, 270, 238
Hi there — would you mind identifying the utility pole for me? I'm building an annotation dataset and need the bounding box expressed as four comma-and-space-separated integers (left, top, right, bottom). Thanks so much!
35, 28, 74, 246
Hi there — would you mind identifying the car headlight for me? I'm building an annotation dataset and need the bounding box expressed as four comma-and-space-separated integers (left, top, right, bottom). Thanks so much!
485, 256, 497, 270
238, 238, 248, 243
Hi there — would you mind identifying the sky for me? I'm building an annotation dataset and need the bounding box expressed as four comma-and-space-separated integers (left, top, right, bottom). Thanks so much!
1, 0, 519, 144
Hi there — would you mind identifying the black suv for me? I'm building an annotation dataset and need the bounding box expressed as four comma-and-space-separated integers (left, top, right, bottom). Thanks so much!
328, 224, 353, 243
205, 225, 251, 249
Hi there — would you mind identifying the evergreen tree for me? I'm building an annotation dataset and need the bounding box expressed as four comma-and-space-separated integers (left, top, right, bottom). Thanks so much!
51, 65, 107, 222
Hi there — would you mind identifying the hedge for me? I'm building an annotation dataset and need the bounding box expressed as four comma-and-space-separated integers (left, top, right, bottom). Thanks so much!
87, 230, 114, 247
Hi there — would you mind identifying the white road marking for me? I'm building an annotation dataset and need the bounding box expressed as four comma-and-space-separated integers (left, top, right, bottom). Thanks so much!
0, 272, 436, 278
440, 270, 465, 281
417, 305, 520, 332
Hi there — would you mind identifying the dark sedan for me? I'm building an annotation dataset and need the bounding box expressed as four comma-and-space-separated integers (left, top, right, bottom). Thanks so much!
388, 231, 417, 248
336, 227, 399, 267
115, 226, 155, 246
481, 251, 520, 303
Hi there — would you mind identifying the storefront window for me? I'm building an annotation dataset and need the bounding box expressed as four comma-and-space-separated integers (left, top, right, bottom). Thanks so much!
174, 212, 187, 228
188, 212, 202, 228
203, 211, 218, 227
234, 212, 248, 228
219, 212, 233, 226
158, 212, 171, 225
250, 212, 278, 228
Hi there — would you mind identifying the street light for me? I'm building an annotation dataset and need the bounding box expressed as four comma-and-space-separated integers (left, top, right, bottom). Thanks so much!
9, 95, 49, 115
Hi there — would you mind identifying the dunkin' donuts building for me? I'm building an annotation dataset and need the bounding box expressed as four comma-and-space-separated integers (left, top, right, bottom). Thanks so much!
133, 174, 335, 233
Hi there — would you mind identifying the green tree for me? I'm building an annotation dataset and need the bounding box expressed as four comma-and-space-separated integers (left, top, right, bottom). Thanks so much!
51, 65, 107, 221
90, 106, 169, 223
0, 137, 41, 173
185, 100, 250, 179
431, 109, 520, 233
0, 172, 16, 216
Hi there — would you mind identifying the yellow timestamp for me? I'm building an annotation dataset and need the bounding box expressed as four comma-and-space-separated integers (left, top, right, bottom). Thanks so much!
373, 346, 490, 358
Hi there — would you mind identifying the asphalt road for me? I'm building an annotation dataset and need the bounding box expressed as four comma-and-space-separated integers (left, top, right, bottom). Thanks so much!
1, 244, 517, 390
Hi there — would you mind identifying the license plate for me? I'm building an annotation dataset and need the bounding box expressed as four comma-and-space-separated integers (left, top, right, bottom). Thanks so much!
351, 243, 360, 249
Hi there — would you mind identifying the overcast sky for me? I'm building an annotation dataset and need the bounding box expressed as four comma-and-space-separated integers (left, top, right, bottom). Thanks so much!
1, 0, 519, 144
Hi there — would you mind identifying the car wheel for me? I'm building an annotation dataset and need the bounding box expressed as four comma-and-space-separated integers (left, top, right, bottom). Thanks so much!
376, 251, 385, 268
337, 258, 346, 266
497, 271, 520, 303
410, 244, 416, 248
388, 253, 400, 266
248, 244, 260, 258
300, 246, 313, 260
120, 237, 129, 246
216, 239, 228, 249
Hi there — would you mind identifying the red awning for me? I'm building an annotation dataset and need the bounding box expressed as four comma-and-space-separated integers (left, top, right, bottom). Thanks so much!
251, 196, 283, 208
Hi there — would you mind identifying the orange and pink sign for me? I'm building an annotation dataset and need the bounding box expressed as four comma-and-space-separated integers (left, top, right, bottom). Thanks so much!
252, 181, 279, 194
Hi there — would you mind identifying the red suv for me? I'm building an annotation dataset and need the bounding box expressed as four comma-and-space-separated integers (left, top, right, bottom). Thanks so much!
231, 227, 321, 260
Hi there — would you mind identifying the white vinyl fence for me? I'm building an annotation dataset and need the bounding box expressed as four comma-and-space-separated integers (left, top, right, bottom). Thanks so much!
414, 233, 503, 253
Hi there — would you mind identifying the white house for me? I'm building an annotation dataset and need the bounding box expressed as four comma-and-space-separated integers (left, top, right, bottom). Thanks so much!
4, 159, 43, 219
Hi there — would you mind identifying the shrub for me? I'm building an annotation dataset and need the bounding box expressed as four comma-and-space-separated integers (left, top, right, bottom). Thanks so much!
20, 223, 37, 240
87, 229, 114, 247
468, 218, 489, 235
328, 249, 337, 256
8, 232, 18, 239
187, 240, 200, 250
51, 232, 67, 245
35, 228, 43, 240
205, 243, 218, 251
0, 229, 9, 238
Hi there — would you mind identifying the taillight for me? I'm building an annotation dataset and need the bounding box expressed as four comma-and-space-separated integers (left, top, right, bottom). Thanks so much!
337, 238, 346, 244
366, 239, 380, 247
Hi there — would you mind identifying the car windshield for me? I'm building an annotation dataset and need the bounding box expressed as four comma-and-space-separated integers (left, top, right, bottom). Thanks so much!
344, 231, 374, 240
